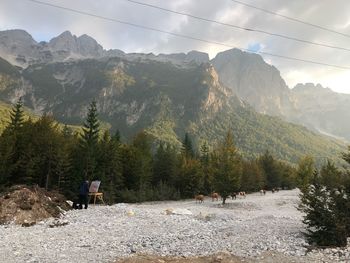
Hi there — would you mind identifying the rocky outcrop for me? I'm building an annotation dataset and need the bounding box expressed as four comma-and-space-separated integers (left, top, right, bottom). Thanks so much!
211, 48, 296, 117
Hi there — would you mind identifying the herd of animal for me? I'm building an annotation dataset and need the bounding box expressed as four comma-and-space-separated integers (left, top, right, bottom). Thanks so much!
194, 188, 280, 203
194, 191, 247, 203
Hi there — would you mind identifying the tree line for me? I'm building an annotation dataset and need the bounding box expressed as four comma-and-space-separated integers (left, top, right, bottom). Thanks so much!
2, 99, 350, 247
0, 100, 299, 203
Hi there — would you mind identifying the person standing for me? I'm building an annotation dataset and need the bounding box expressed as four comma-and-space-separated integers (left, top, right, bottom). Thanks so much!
78, 180, 89, 209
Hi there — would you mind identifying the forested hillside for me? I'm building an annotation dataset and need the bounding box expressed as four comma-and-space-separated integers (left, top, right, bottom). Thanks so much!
0, 56, 346, 165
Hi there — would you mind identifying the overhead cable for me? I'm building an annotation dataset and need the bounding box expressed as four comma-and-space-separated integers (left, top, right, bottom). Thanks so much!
25, 0, 350, 70
122, 0, 350, 52
230, 0, 350, 38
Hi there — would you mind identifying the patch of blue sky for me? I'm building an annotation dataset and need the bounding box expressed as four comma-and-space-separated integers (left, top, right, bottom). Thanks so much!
247, 43, 262, 53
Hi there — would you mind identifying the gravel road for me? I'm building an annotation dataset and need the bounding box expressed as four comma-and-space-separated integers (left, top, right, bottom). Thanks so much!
1, 189, 349, 263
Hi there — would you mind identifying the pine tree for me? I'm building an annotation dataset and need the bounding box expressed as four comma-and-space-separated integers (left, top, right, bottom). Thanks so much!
153, 142, 176, 185
320, 160, 342, 190
181, 133, 195, 159
96, 130, 123, 203
200, 141, 212, 195
177, 157, 203, 198
0, 100, 27, 185
80, 100, 100, 180
241, 160, 264, 192
299, 171, 347, 247
9, 98, 24, 132
211, 130, 242, 204
132, 131, 153, 201
259, 151, 281, 190
297, 155, 315, 192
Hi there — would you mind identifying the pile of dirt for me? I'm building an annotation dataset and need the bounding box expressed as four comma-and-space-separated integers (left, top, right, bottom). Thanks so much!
0, 185, 71, 226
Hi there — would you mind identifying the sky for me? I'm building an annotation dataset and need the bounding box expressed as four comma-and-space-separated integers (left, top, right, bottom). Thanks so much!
1, 0, 350, 93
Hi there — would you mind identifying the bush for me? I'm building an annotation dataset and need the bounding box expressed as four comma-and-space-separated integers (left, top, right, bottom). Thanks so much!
119, 189, 139, 203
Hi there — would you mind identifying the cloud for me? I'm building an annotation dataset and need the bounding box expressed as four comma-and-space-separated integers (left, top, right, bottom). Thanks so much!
1, 0, 350, 93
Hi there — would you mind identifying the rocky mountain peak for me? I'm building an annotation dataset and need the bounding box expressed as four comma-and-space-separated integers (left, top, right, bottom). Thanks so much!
48, 31, 78, 53
211, 48, 293, 116
186, 50, 209, 64
0, 29, 36, 44
76, 34, 103, 57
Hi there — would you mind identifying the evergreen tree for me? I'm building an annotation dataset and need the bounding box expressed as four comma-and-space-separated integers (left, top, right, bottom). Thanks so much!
9, 98, 24, 132
177, 157, 203, 198
80, 100, 100, 180
96, 130, 123, 203
153, 142, 177, 185
181, 133, 195, 159
62, 124, 73, 138
259, 151, 281, 190
132, 131, 153, 201
211, 131, 242, 204
299, 171, 348, 247
320, 160, 342, 190
0, 99, 26, 185
297, 155, 315, 191
278, 161, 297, 190
241, 160, 264, 192
200, 141, 212, 195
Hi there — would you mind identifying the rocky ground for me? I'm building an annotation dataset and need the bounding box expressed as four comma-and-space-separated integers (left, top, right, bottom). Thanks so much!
0, 189, 349, 263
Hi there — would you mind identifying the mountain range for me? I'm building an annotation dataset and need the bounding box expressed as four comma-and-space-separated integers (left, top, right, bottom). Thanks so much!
0, 29, 347, 164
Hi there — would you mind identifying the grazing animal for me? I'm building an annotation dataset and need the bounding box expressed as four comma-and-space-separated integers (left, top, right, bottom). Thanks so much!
231, 193, 237, 200
195, 194, 204, 203
211, 192, 219, 202
238, 191, 246, 198
272, 188, 275, 193
260, 189, 266, 196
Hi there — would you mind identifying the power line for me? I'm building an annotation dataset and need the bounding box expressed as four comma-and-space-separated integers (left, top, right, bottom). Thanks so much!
24, 0, 350, 70
230, 0, 350, 38
122, 0, 350, 52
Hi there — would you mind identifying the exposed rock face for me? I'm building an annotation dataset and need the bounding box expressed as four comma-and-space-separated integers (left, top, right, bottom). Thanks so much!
185, 51, 209, 64
291, 83, 350, 140
48, 31, 104, 58
0, 30, 104, 67
211, 48, 296, 117
0, 30, 209, 68
0, 29, 41, 66
211, 49, 350, 141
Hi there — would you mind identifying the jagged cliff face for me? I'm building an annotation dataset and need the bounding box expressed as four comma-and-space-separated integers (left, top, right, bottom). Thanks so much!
211, 48, 296, 117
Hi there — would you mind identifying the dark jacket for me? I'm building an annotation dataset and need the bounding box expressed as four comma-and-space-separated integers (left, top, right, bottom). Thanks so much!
79, 181, 89, 195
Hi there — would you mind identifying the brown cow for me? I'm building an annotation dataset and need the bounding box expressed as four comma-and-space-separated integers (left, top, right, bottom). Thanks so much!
195, 194, 204, 203
211, 192, 219, 202
238, 191, 246, 198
